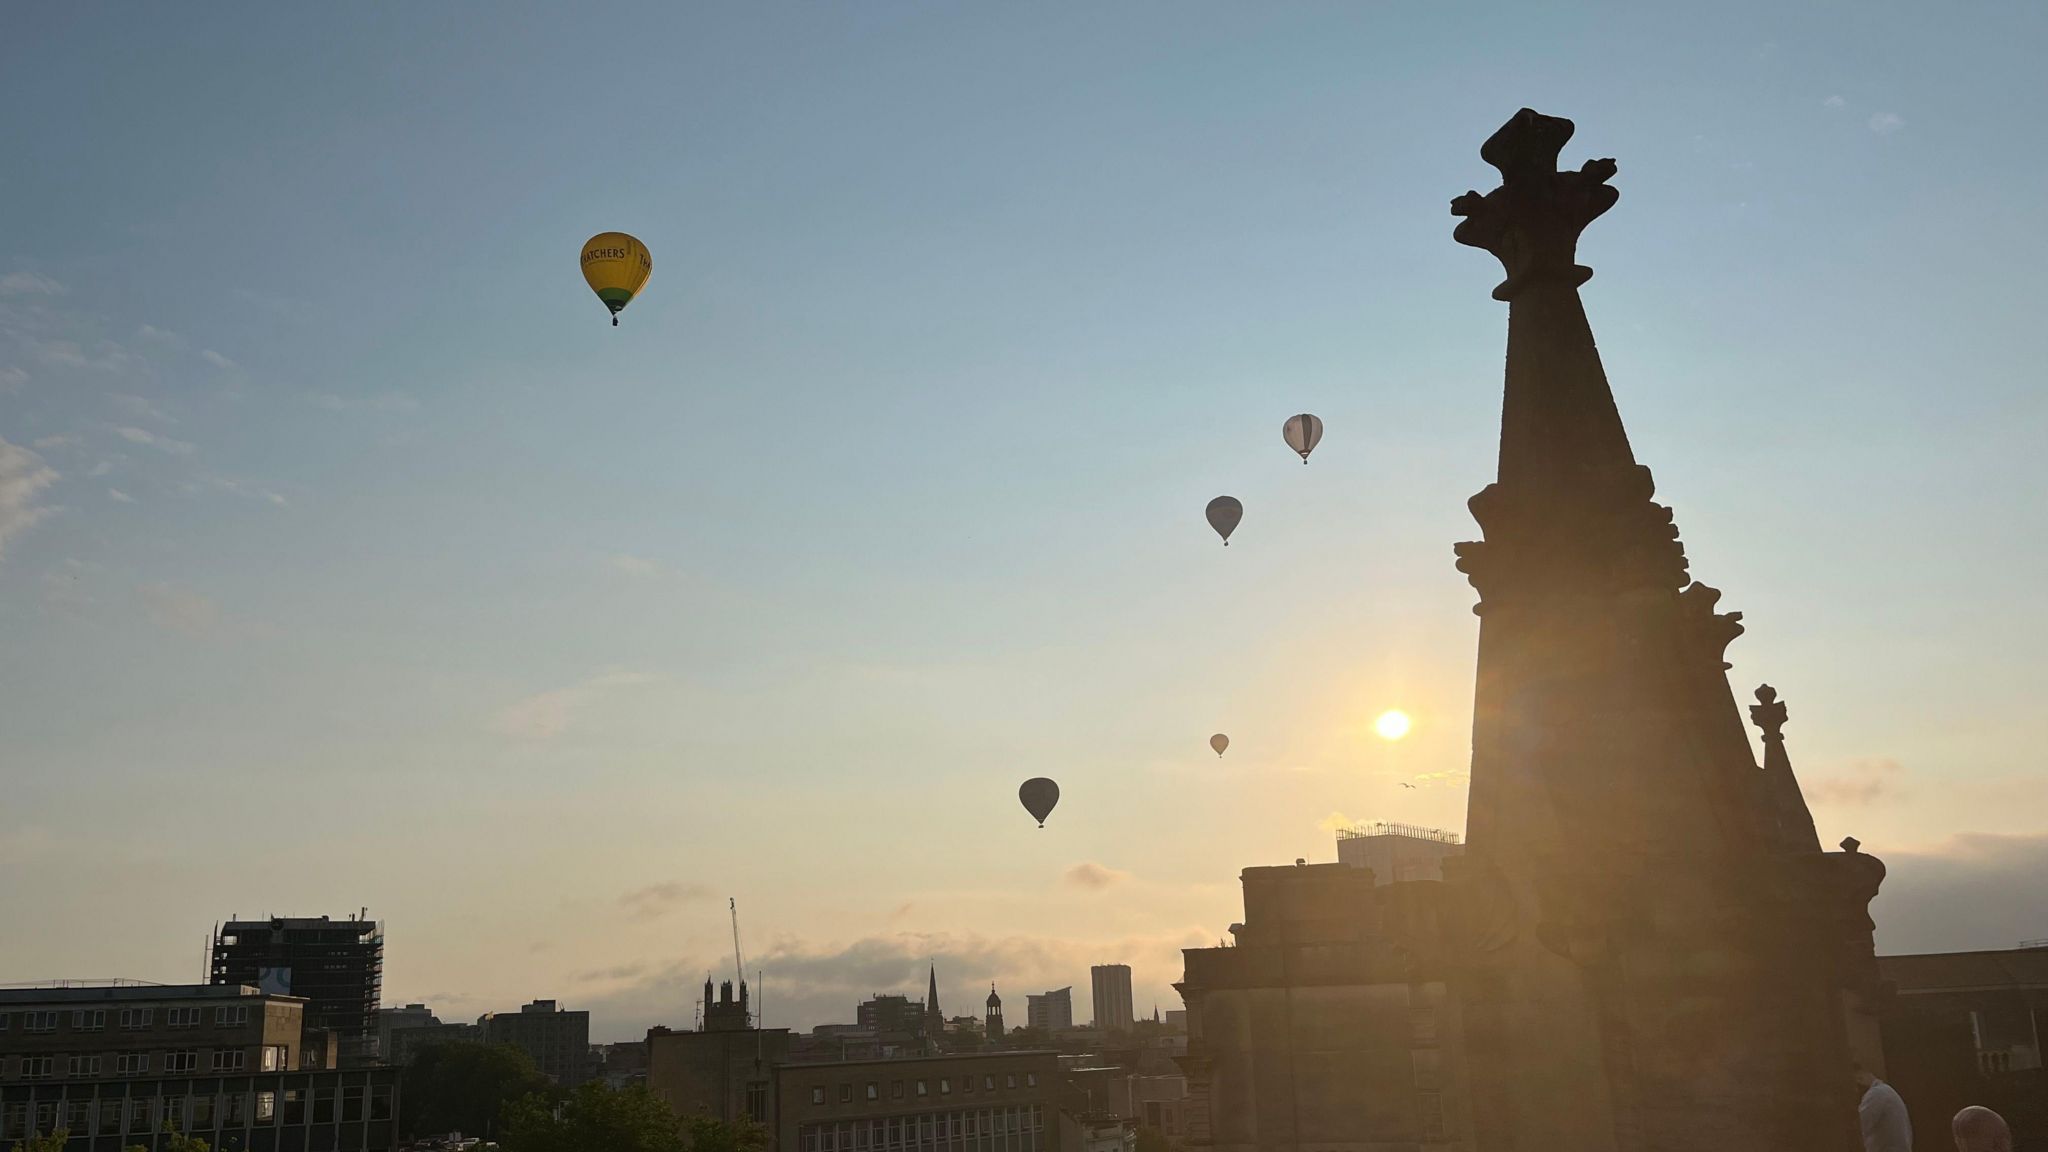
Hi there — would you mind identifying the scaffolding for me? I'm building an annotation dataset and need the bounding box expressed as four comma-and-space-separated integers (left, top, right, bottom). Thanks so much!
1336, 821, 1463, 845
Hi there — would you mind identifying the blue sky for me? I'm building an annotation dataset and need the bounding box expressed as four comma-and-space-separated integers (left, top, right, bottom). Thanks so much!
3, 3, 2045, 1038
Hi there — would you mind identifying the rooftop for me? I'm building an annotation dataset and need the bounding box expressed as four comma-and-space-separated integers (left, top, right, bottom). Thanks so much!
1877, 947, 2048, 993
0, 982, 303, 1005
1335, 822, 1463, 845
777, 1049, 1058, 1071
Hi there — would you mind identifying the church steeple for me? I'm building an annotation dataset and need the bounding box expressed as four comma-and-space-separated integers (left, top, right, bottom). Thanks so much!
984, 983, 1004, 1040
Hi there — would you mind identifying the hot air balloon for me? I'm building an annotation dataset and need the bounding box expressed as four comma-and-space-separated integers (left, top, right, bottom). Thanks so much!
1283, 413, 1323, 464
1210, 733, 1229, 757
1205, 496, 1242, 546
580, 232, 653, 326
1018, 777, 1060, 828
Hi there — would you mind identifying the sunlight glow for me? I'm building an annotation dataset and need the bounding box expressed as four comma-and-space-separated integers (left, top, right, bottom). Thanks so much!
1374, 710, 1412, 741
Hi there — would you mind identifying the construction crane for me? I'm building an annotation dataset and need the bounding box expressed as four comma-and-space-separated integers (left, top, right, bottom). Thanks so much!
729, 898, 747, 1024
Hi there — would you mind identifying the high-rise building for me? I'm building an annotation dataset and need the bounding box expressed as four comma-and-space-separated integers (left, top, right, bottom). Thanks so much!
477, 999, 592, 1087
1023, 987, 1072, 1033
1334, 821, 1465, 883
855, 994, 925, 1037
211, 915, 383, 1066
1089, 965, 1134, 1033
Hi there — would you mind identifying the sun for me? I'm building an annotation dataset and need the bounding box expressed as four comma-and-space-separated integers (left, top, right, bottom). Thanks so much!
1374, 710, 1412, 741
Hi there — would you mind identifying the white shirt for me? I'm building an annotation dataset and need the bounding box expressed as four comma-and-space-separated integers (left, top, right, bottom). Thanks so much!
1859, 1080, 1912, 1152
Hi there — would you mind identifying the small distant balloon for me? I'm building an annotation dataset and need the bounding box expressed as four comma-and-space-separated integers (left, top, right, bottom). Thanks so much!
580, 232, 653, 326
1283, 413, 1323, 464
1018, 777, 1060, 828
1210, 733, 1229, 757
1205, 496, 1242, 546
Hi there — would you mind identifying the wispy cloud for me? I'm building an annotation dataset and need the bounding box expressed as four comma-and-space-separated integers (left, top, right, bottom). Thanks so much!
113, 426, 195, 456
619, 882, 714, 922
110, 393, 175, 424
1824, 95, 1847, 110
1868, 112, 1905, 135
199, 349, 237, 370
0, 271, 64, 297
0, 438, 59, 562
1806, 758, 1906, 807
138, 583, 220, 636
0, 366, 26, 393
135, 324, 186, 347
1063, 862, 1130, 891
494, 670, 658, 740
107, 488, 135, 504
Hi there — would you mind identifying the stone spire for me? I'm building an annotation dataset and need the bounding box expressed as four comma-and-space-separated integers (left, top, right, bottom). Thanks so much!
927, 963, 941, 1018
1442, 109, 1887, 1152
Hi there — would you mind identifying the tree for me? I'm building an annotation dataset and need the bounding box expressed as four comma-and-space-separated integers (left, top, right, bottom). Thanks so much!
14, 1130, 70, 1152
500, 1082, 720, 1152
400, 1041, 555, 1139
120, 1125, 210, 1152
680, 1113, 769, 1152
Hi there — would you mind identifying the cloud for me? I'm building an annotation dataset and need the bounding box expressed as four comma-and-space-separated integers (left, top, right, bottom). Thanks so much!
1318, 811, 1360, 834
576, 963, 651, 984
110, 393, 175, 424
38, 339, 139, 373
0, 439, 59, 562
575, 927, 1208, 1039
1064, 862, 1129, 891
619, 882, 714, 922
606, 554, 663, 577
199, 349, 237, 370
1868, 112, 1905, 135
1824, 95, 1847, 109
135, 325, 186, 347
1805, 758, 1905, 807
0, 366, 26, 393
138, 583, 220, 636
1872, 832, 2048, 954
107, 488, 135, 504
494, 670, 658, 740
0, 271, 64, 297
113, 426, 195, 455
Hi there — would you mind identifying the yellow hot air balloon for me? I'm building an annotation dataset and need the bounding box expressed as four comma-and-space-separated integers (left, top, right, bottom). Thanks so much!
580, 232, 652, 326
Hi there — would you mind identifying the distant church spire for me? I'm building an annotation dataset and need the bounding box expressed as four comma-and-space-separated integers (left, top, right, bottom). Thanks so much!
927, 963, 941, 1018
984, 983, 1004, 1040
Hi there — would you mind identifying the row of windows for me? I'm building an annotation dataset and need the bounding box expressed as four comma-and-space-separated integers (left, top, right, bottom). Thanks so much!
0, 1007, 255, 1033
810, 1072, 1038, 1106
798, 1105, 1044, 1152
0, 1084, 393, 1140
4, 1048, 287, 1079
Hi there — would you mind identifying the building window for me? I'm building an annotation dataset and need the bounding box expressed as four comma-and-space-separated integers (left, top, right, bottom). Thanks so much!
1026, 1072, 1037, 1087
916, 1079, 928, 1097
1420, 1089, 1446, 1142
168, 1007, 201, 1028
213, 1050, 248, 1072
98, 1099, 122, 1134
73, 1009, 106, 1031
22, 1012, 57, 1033
215, 1005, 251, 1027
161, 1097, 187, 1132
127, 1099, 153, 1132
371, 1086, 394, 1123
1006, 1074, 1017, 1088
811, 1087, 824, 1106
67, 1055, 102, 1077
19, 1057, 53, 1080
255, 1092, 277, 1123
745, 1082, 767, 1122
984, 1076, 994, 1091
891, 1081, 904, 1100
838, 1084, 851, 1104
261, 1045, 288, 1072
164, 1050, 199, 1073
312, 1089, 335, 1125
225, 1093, 247, 1126
192, 1095, 215, 1130
343, 1086, 365, 1123
0, 1013, 9, 1031
940, 1078, 951, 1094
282, 1090, 305, 1125
117, 1052, 150, 1076
119, 1008, 154, 1030
1411, 1007, 1438, 1046
865, 1081, 878, 1101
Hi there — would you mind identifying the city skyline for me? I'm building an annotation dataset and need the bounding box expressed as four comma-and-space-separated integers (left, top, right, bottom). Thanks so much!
5, 2, 2048, 1047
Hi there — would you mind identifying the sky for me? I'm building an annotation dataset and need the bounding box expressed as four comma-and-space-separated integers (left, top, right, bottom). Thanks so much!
3, 2, 2045, 1042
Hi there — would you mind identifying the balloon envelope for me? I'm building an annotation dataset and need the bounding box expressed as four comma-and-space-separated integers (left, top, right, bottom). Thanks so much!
1018, 778, 1060, 827
1205, 496, 1242, 545
1283, 413, 1324, 463
1210, 733, 1229, 757
580, 232, 653, 324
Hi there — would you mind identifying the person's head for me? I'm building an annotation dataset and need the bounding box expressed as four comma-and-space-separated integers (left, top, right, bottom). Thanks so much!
1852, 1064, 1879, 1090
1952, 1105, 2011, 1152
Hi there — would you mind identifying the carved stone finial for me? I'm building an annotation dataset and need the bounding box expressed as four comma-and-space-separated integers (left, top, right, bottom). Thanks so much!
1451, 108, 1619, 301
1749, 683, 1788, 743
1840, 836, 1861, 854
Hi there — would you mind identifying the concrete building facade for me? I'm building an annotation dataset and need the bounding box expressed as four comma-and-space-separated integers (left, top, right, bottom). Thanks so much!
477, 1000, 591, 1087
1025, 990, 1072, 1035
1088, 968, 1133, 1034
211, 916, 384, 1067
776, 1051, 1062, 1152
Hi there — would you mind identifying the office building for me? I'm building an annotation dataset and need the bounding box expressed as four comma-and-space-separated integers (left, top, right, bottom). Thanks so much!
211, 916, 383, 1066
0, 982, 396, 1152
1024, 989, 1072, 1034
373, 1004, 435, 1063
855, 995, 926, 1038
776, 1050, 1060, 1152
1333, 822, 1464, 884
1874, 945, 2048, 1144
477, 1000, 591, 1087
1088, 967, 1133, 1034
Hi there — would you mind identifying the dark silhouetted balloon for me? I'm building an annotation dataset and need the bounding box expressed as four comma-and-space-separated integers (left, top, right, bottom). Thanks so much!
1210, 733, 1229, 757
1206, 496, 1242, 546
1283, 413, 1323, 463
1018, 778, 1060, 827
